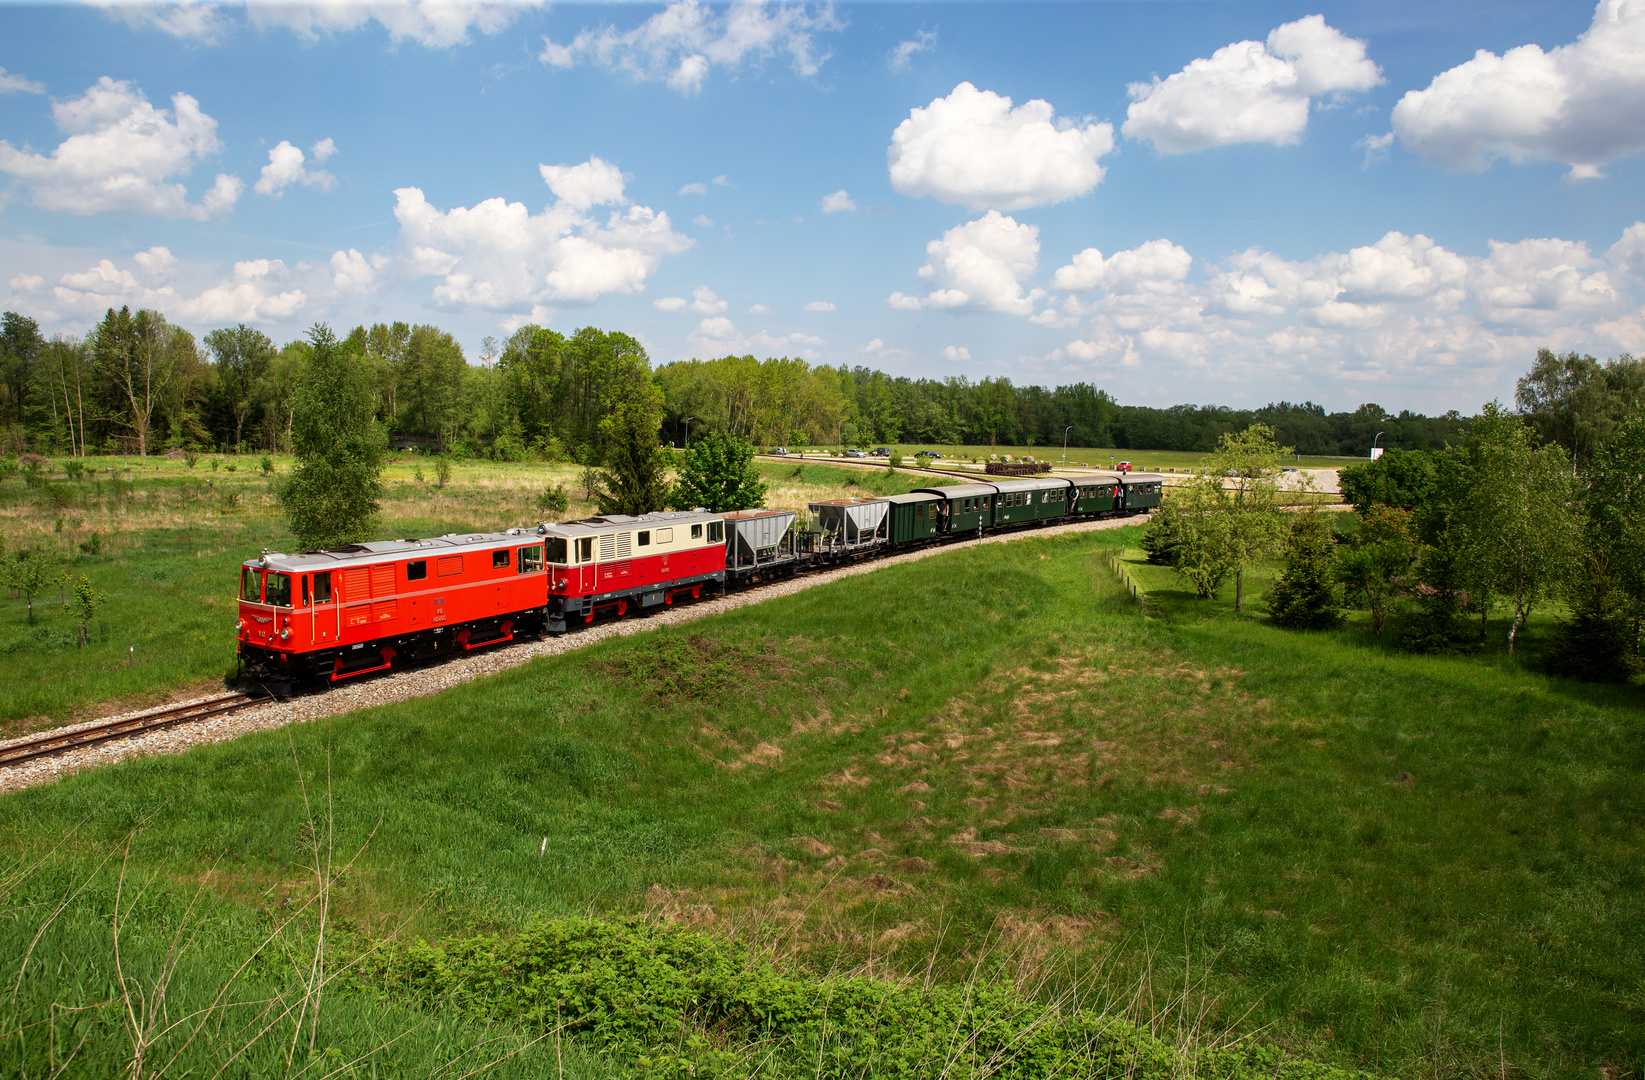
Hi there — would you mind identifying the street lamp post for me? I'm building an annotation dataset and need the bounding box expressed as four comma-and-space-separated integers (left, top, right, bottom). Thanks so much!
1062, 426, 1073, 467
1371, 430, 1385, 460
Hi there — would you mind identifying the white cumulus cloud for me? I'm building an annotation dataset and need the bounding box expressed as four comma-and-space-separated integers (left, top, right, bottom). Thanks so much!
654, 296, 688, 311
330, 248, 387, 293
45, 247, 306, 324
1123, 15, 1381, 154
941, 345, 970, 361
686, 314, 824, 359
679, 181, 708, 195
0, 67, 46, 95
690, 285, 727, 313
0, 77, 241, 219
392, 158, 693, 311
820, 189, 855, 213
254, 138, 337, 197
889, 82, 1115, 210
1051, 239, 1193, 294
888, 210, 1043, 315
538, 0, 843, 96
803, 300, 835, 312
1390, 0, 1645, 178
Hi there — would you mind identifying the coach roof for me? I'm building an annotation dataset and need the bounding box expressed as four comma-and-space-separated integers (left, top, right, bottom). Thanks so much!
537, 509, 722, 538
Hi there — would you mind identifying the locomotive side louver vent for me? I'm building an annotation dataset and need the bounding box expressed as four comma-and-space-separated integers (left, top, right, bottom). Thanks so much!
616, 533, 632, 559
599, 534, 615, 561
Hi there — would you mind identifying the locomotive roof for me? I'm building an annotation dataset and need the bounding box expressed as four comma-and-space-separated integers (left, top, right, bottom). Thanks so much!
537, 509, 722, 537
244, 529, 535, 572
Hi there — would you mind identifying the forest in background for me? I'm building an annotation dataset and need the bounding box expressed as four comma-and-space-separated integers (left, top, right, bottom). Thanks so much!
3, 306, 1640, 462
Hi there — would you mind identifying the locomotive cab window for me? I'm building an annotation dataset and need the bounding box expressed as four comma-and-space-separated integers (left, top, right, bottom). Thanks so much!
637, 530, 650, 547
300, 576, 309, 607
240, 567, 260, 602
406, 560, 427, 581
546, 537, 568, 564
691, 524, 703, 539
492, 549, 510, 569
518, 545, 544, 574
265, 573, 292, 607
313, 572, 333, 603
576, 537, 593, 562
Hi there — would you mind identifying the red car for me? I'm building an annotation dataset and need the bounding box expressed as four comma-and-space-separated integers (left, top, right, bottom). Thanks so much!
1116, 461, 1133, 472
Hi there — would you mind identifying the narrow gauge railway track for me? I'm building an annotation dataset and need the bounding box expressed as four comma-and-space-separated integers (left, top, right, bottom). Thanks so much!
0, 692, 273, 771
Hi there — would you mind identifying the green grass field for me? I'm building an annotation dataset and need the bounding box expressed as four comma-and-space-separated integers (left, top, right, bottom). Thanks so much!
1, 523, 1639, 1077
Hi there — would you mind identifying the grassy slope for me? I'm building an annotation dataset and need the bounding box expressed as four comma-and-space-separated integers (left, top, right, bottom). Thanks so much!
2, 526, 1640, 1077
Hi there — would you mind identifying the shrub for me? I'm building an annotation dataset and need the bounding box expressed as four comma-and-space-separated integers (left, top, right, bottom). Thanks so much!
434, 455, 452, 489
78, 532, 102, 556
1338, 449, 1436, 514
184, 449, 200, 468
1140, 504, 1183, 566
218, 490, 242, 512
536, 484, 570, 518
1544, 560, 1638, 681
210, 457, 220, 472
1266, 514, 1342, 629
0, 458, 15, 484
259, 455, 274, 476
62, 459, 85, 481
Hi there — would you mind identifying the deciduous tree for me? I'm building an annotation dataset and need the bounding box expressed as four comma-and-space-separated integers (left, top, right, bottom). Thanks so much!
670, 432, 766, 512
205, 324, 275, 452
278, 324, 387, 550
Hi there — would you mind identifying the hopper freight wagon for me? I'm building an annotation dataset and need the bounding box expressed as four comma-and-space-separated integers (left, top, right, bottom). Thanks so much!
237, 474, 1164, 688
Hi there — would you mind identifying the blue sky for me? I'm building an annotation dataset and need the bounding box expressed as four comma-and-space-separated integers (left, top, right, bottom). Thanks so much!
2, 0, 1643, 414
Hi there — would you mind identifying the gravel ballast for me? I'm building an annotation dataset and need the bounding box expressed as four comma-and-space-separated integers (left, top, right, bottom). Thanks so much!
0, 516, 1148, 794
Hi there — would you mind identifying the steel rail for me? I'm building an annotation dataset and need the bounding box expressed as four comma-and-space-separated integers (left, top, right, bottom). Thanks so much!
0, 692, 271, 770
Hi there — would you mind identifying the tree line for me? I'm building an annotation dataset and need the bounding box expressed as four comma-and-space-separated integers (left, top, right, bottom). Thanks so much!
4, 305, 1548, 462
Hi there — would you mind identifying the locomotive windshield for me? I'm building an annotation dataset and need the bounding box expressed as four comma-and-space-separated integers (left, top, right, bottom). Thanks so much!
240, 567, 259, 602
546, 537, 568, 564
264, 573, 292, 607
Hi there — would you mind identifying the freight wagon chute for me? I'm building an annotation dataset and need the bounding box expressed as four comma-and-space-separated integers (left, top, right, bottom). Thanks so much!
723, 508, 798, 570
808, 497, 888, 553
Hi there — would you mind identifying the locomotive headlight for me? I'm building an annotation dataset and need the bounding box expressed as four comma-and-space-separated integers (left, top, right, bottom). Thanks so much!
235, 619, 244, 631
279, 627, 291, 641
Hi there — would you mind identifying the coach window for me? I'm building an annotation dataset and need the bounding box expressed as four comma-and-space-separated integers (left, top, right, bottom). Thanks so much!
576, 537, 593, 562
265, 573, 292, 607
313, 572, 333, 604
518, 545, 544, 574
546, 537, 568, 564
240, 567, 260, 602
492, 549, 510, 569
637, 530, 650, 547
407, 560, 428, 581
691, 524, 703, 539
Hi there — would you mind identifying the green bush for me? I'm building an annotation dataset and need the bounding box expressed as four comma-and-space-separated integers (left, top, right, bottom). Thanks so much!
537, 483, 570, 518
370, 918, 1367, 1080
1266, 514, 1342, 629
62, 458, 86, 481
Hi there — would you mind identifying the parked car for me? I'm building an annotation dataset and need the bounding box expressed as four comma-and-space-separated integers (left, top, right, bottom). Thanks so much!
870, 447, 891, 457
845, 448, 866, 458
773, 447, 789, 455
1117, 461, 1133, 472
926, 452, 943, 459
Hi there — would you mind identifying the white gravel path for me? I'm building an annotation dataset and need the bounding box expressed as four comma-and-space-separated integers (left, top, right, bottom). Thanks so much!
0, 514, 1149, 794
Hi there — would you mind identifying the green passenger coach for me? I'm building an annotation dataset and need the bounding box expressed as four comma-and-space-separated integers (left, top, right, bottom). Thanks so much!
914, 483, 997, 534
1121, 473, 1168, 510
885, 491, 945, 543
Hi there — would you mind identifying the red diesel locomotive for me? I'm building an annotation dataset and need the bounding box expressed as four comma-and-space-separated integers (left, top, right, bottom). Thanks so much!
236, 510, 728, 691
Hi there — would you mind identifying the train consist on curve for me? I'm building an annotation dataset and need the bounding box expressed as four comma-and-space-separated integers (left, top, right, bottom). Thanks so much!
235, 470, 1165, 692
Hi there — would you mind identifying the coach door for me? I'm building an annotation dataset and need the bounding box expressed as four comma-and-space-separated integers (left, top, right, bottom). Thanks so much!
309, 571, 337, 643
576, 537, 595, 592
